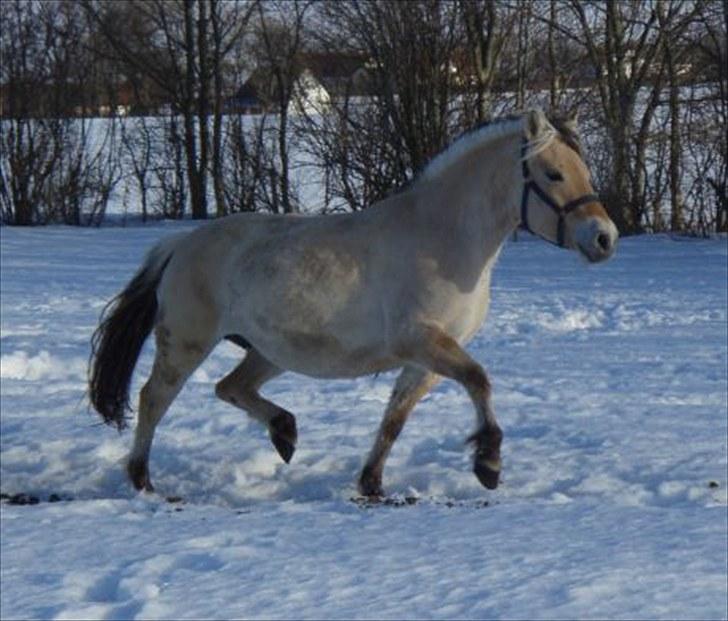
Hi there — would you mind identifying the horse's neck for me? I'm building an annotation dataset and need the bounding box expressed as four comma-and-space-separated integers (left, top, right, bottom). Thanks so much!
414, 131, 522, 263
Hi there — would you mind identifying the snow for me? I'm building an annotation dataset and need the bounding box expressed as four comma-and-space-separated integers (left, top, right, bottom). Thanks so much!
1, 224, 727, 620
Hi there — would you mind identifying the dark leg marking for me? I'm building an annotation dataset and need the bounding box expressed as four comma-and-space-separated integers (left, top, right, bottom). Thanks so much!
128, 457, 154, 492
269, 410, 297, 464
469, 426, 503, 490
358, 465, 385, 498
225, 334, 252, 349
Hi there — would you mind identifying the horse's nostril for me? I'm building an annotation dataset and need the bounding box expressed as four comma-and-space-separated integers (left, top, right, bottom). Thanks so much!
596, 232, 610, 252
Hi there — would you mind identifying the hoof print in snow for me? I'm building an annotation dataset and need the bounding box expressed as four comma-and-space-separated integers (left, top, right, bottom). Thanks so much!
443, 499, 490, 509
350, 495, 420, 508
351, 495, 491, 510
2, 492, 73, 506
2, 493, 40, 506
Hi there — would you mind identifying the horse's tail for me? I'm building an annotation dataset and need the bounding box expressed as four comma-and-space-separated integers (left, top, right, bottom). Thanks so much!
88, 233, 185, 430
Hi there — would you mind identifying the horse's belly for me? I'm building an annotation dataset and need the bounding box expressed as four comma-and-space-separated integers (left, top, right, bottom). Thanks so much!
225, 236, 395, 377
249, 330, 401, 378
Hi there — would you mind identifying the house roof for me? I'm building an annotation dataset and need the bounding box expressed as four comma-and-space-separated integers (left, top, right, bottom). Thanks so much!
233, 79, 263, 105
300, 52, 367, 81
231, 52, 371, 105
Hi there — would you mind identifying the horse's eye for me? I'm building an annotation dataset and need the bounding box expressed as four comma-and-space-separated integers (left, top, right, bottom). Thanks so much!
546, 170, 564, 182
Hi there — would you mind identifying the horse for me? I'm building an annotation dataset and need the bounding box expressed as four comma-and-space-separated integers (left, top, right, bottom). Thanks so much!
89, 109, 618, 498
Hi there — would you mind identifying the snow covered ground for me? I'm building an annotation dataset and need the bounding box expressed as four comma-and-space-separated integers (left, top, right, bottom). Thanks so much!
1, 223, 726, 620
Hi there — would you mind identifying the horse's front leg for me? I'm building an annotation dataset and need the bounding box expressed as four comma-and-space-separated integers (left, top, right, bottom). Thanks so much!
359, 366, 439, 497
401, 324, 503, 490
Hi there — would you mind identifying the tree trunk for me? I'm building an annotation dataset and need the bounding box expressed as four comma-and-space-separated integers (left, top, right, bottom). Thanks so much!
547, 0, 559, 110
609, 124, 636, 233
278, 102, 292, 213
515, 2, 530, 110
184, 0, 206, 220
666, 41, 684, 231
210, 0, 226, 217
196, 0, 210, 219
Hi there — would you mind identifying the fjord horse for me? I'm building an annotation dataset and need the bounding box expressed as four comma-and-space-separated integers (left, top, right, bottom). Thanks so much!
89, 109, 617, 497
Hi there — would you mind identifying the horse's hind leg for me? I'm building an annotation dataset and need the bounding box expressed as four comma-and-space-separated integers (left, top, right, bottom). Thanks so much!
215, 348, 297, 463
359, 366, 439, 497
127, 327, 212, 491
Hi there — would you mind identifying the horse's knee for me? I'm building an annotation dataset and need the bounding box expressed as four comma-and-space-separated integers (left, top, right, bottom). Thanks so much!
214, 378, 236, 404
215, 368, 257, 408
216, 380, 256, 410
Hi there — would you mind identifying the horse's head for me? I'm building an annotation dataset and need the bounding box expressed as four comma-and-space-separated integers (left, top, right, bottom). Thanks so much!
521, 109, 618, 263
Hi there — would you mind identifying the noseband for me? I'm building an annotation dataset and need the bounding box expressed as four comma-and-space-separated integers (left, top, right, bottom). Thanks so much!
520, 139, 600, 248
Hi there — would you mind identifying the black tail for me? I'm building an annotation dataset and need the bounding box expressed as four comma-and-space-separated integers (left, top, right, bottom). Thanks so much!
88, 246, 174, 430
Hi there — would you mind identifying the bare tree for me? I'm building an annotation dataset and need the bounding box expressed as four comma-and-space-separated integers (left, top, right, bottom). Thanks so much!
559, 0, 703, 233
85, 0, 254, 219
459, 0, 512, 123
514, 0, 533, 110
3, 0, 724, 233
155, 114, 188, 219
120, 117, 154, 221
660, 5, 684, 230
301, 0, 462, 211
254, 0, 312, 214
691, 0, 727, 233
208, 0, 255, 215
0, 0, 121, 225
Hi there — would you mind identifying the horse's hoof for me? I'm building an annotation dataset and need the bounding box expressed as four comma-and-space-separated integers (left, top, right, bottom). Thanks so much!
473, 459, 500, 490
358, 480, 385, 499
271, 434, 295, 463
127, 458, 154, 492
360, 488, 385, 500
358, 466, 384, 498
270, 411, 297, 464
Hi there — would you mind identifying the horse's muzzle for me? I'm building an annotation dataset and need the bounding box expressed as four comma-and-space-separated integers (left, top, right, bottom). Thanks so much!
575, 217, 618, 263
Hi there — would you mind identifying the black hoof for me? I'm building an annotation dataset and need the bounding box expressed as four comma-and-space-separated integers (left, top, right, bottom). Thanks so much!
127, 458, 154, 492
474, 459, 500, 490
358, 466, 384, 498
469, 426, 503, 491
271, 434, 295, 463
270, 410, 297, 464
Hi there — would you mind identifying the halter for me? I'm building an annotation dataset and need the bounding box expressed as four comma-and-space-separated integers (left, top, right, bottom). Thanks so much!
520, 138, 600, 248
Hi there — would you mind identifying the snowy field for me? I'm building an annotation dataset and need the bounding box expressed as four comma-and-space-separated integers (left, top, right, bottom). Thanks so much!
1, 223, 726, 620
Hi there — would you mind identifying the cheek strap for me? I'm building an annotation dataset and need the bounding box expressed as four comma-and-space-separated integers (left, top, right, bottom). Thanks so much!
520, 140, 599, 248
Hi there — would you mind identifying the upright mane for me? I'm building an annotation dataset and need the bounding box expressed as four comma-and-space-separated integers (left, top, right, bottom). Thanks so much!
421, 111, 558, 182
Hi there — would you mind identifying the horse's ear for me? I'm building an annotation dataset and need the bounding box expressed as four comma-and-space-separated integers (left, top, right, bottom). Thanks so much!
563, 110, 579, 135
525, 109, 551, 140
551, 110, 583, 155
